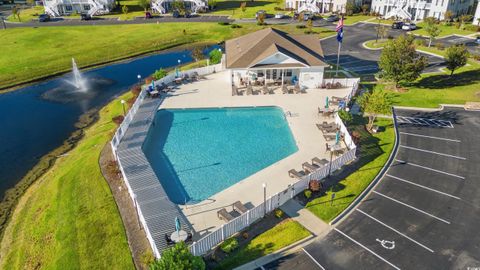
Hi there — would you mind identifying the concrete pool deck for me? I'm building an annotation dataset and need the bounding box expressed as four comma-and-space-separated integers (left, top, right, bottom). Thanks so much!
157, 71, 353, 237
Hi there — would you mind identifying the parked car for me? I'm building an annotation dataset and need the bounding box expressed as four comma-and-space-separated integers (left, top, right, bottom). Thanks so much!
391, 21, 404, 29
303, 12, 314, 21
274, 13, 286, 19
185, 11, 191, 18
255, 10, 266, 19
172, 10, 180, 18
80, 13, 91, 20
326, 14, 339, 22
145, 11, 152, 19
38, 14, 50, 22
402, 23, 417, 31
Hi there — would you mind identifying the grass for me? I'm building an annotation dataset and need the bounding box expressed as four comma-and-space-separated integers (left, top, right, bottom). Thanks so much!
101, 0, 146, 20
363, 39, 388, 49
0, 91, 135, 269
7, 6, 45, 22
210, 0, 285, 19
215, 219, 310, 269
413, 22, 479, 37
341, 14, 375, 26
306, 117, 395, 222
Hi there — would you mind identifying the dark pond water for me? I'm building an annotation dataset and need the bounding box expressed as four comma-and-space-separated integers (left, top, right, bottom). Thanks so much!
0, 47, 217, 199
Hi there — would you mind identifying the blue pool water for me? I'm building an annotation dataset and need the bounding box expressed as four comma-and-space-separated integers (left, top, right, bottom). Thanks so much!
142, 107, 298, 204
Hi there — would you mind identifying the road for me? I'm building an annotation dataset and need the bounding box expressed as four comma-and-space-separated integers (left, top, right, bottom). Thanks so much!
262, 108, 480, 270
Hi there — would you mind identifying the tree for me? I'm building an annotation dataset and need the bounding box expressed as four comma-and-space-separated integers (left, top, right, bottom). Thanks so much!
445, 45, 468, 76
361, 4, 369, 15
240, 2, 247, 14
306, 18, 313, 33
379, 35, 427, 90
12, 6, 21, 22
191, 47, 204, 62
153, 68, 167, 80
444, 10, 453, 25
424, 17, 441, 47
257, 12, 265, 25
149, 242, 205, 270
345, 2, 355, 16
209, 49, 222, 64
375, 25, 388, 42
459, 14, 473, 29
358, 88, 393, 131
172, 0, 185, 15
122, 5, 129, 15
138, 0, 150, 12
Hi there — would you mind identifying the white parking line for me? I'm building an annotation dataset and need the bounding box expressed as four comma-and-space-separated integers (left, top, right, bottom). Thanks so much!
302, 248, 326, 270
356, 209, 434, 253
399, 132, 461, 143
396, 116, 453, 128
395, 159, 465, 180
399, 145, 466, 160
334, 228, 401, 270
372, 191, 451, 224
385, 174, 461, 200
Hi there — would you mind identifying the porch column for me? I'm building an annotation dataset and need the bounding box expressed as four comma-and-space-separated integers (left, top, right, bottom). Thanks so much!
281, 69, 284, 88
264, 69, 267, 84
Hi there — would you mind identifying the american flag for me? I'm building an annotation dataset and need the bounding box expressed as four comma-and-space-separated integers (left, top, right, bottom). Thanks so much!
336, 17, 344, 32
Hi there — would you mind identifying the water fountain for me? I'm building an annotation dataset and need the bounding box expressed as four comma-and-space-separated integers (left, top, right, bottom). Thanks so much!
70, 58, 87, 92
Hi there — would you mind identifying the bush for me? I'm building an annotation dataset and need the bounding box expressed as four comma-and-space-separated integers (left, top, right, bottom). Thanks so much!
435, 42, 445, 50
274, 209, 284, 219
414, 39, 426, 47
220, 238, 239, 253
296, 24, 306, 29
464, 24, 480, 32
257, 21, 267, 25
304, 30, 315, 34
472, 54, 480, 61
152, 68, 167, 80
338, 109, 353, 124
150, 242, 205, 270
112, 115, 124, 124
209, 49, 222, 64
131, 85, 141, 96
304, 189, 312, 199
217, 21, 229, 25
274, 6, 283, 11
230, 24, 241, 28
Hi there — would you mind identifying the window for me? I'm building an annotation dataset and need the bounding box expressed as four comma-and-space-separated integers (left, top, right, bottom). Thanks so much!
84, 4, 91, 10
272, 69, 277, 78
65, 5, 73, 11
286, 69, 293, 76
257, 71, 264, 77
266, 70, 271, 78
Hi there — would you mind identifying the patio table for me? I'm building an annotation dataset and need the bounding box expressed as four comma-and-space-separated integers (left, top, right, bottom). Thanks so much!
171, 230, 188, 243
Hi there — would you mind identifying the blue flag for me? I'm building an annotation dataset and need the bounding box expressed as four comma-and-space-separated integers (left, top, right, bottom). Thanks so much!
336, 28, 343, 43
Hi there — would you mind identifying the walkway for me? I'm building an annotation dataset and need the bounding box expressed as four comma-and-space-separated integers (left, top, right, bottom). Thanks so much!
280, 199, 331, 236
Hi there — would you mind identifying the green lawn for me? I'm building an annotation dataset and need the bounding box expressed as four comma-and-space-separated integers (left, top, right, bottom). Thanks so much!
413, 22, 479, 37
210, 0, 285, 19
0, 92, 135, 269
101, 0, 146, 20
342, 14, 375, 26
363, 39, 388, 49
306, 118, 395, 222
215, 219, 310, 270
7, 6, 45, 22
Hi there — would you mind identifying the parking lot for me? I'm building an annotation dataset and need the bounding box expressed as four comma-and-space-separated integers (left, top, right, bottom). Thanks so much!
263, 108, 480, 270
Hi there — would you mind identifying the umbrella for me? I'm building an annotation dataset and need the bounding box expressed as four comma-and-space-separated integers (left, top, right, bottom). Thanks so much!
335, 131, 340, 145
151, 80, 155, 90
325, 96, 329, 109
175, 67, 179, 78
175, 217, 181, 235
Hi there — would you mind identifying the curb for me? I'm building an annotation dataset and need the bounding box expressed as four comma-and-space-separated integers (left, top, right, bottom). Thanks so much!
361, 40, 384, 50
329, 107, 400, 225
394, 104, 466, 112
233, 235, 316, 270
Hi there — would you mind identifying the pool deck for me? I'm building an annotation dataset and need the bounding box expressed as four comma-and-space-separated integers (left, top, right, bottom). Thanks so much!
158, 71, 352, 238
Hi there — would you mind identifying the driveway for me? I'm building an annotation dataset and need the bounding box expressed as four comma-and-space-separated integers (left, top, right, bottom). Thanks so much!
435, 35, 480, 55
261, 108, 480, 270
320, 23, 445, 78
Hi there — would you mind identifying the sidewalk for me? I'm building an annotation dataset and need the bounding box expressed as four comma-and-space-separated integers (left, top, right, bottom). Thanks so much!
280, 199, 331, 236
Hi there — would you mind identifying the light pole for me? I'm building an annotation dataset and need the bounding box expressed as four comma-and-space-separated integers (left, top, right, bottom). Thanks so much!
121, 100, 126, 116
177, 59, 181, 77
262, 183, 267, 216
1, 16, 6, 30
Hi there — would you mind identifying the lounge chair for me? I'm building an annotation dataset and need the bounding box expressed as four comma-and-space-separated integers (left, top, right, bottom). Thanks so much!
324, 134, 336, 141
233, 201, 248, 214
217, 208, 234, 222
232, 85, 238, 96
312, 157, 329, 167
246, 85, 253, 95
302, 162, 317, 173
294, 84, 301, 94
282, 84, 288, 94
185, 232, 193, 242
262, 85, 270, 95
288, 169, 304, 179
165, 234, 175, 245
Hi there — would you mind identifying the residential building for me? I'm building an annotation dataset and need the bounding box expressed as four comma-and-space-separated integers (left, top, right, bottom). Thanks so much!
285, 0, 368, 14
226, 28, 329, 90
371, 0, 475, 21
151, 0, 206, 14
474, 0, 480, 25
44, 0, 115, 16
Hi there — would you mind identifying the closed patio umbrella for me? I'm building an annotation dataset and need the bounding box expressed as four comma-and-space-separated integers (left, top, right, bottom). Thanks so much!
335, 131, 340, 145
175, 217, 181, 235
325, 96, 329, 109
175, 67, 179, 78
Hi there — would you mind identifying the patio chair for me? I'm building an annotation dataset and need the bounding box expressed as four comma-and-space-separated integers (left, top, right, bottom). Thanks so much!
185, 232, 193, 243
232, 85, 238, 96
324, 134, 336, 141
262, 85, 270, 95
294, 84, 301, 94
325, 143, 331, 153
288, 169, 304, 179
302, 162, 317, 173
246, 85, 253, 95
312, 157, 329, 167
217, 208, 234, 222
233, 201, 248, 214
282, 84, 288, 94
165, 234, 175, 245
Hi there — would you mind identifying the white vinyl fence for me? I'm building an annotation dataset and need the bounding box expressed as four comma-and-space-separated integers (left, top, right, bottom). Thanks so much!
190, 114, 357, 256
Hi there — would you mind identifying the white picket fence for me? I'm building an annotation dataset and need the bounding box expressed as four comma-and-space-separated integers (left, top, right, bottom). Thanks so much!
189, 116, 357, 256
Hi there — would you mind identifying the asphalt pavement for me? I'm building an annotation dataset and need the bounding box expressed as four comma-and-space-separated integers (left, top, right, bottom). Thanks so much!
263, 108, 480, 270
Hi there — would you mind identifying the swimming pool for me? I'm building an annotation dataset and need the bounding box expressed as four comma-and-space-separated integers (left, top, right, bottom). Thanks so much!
142, 106, 298, 204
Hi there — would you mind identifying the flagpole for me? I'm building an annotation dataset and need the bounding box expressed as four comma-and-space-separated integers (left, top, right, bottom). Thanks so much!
336, 41, 342, 77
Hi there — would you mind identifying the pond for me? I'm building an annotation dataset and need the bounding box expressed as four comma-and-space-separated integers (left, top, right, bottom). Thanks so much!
0, 46, 217, 199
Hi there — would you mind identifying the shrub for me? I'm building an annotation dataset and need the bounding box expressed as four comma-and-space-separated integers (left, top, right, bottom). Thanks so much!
338, 109, 353, 124
274, 209, 284, 219
242, 232, 249, 239
464, 24, 480, 32
230, 24, 241, 28
304, 30, 315, 34
435, 42, 445, 50
209, 49, 222, 64
150, 242, 205, 270
296, 24, 306, 29
217, 21, 229, 25
274, 6, 283, 11
153, 68, 167, 80
414, 39, 426, 47
131, 85, 141, 96
472, 54, 480, 61
304, 189, 312, 199
220, 238, 239, 253
112, 115, 124, 124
